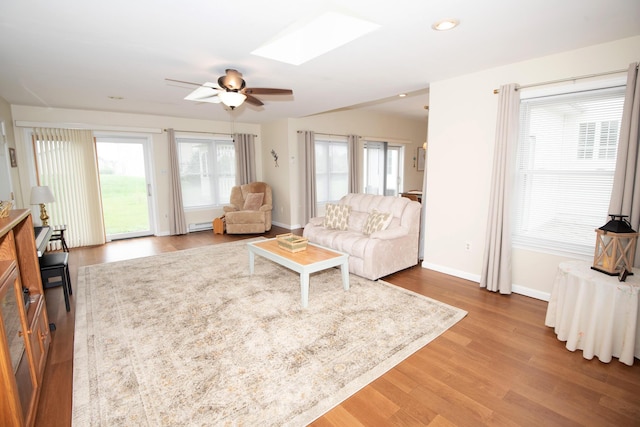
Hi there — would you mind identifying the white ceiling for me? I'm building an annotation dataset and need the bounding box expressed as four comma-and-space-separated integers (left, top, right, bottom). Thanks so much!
0, 0, 638, 124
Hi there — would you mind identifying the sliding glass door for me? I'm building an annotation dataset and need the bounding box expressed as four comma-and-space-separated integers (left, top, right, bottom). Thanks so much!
96, 135, 154, 240
363, 141, 404, 196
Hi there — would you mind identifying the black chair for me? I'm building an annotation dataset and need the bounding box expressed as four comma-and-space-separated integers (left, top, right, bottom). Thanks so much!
49, 225, 69, 252
39, 252, 72, 312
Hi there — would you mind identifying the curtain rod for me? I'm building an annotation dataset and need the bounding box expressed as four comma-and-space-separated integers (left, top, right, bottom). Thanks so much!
16, 120, 162, 133
299, 131, 412, 144
164, 128, 257, 137
297, 131, 360, 138
493, 67, 630, 94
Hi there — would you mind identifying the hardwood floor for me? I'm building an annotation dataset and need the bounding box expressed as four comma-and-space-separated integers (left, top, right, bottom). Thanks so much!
35, 228, 640, 426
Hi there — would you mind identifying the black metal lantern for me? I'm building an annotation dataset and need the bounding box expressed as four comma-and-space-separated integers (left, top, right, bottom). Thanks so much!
592, 214, 639, 277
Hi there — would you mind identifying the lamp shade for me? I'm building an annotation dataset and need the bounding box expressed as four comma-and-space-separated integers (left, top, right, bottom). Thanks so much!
30, 186, 55, 205
218, 91, 246, 108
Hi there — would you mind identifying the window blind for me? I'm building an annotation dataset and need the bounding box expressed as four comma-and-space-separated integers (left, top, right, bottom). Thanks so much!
176, 136, 235, 208
315, 137, 348, 205
513, 85, 626, 256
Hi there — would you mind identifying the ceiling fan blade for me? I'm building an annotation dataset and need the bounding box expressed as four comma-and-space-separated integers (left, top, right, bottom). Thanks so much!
184, 85, 221, 103
193, 96, 222, 104
244, 88, 293, 95
165, 78, 202, 86
167, 78, 221, 90
244, 94, 264, 107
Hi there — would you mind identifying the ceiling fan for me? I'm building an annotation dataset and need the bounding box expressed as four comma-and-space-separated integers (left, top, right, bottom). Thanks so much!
167, 69, 293, 110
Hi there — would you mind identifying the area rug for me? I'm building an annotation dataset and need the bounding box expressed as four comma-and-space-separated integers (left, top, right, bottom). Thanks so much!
72, 239, 467, 426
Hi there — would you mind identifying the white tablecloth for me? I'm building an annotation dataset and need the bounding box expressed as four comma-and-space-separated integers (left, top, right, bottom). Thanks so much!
545, 260, 640, 366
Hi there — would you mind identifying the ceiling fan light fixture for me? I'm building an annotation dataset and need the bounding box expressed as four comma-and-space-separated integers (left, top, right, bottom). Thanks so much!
218, 91, 247, 109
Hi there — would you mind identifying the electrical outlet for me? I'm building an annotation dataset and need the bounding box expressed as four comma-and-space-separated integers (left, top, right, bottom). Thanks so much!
465, 241, 471, 251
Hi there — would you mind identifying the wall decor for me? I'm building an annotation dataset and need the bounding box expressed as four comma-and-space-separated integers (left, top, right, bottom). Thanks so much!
9, 147, 17, 167
417, 147, 426, 171
271, 149, 279, 167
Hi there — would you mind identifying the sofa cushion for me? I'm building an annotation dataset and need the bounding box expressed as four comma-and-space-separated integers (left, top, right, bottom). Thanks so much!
243, 192, 264, 211
324, 203, 351, 230
362, 210, 393, 235
348, 211, 368, 233
305, 228, 372, 259
226, 210, 265, 224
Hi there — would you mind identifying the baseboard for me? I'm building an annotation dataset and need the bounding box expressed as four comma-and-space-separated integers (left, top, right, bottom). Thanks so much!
511, 284, 550, 302
271, 221, 304, 230
421, 261, 550, 301
421, 261, 481, 283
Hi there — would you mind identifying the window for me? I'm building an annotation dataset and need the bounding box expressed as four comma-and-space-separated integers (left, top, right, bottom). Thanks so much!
577, 120, 619, 160
599, 120, 619, 159
315, 137, 348, 206
513, 84, 625, 255
177, 136, 235, 208
363, 141, 404, 196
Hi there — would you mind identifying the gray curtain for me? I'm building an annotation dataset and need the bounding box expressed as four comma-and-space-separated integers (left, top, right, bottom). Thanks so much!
167, 128, 188, 235
608, 62, 640, 266
480, 83, 519, 294
298, 130, 316, 224
234, 133, 256, 185
348, 134, 361, 193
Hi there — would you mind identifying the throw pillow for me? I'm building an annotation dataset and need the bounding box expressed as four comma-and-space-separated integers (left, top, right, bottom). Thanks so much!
324, 203, 351, 230
363, 210, 393, 235
243, 192, 264, 211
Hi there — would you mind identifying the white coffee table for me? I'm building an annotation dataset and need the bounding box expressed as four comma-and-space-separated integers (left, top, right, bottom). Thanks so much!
247, 238, 349, 308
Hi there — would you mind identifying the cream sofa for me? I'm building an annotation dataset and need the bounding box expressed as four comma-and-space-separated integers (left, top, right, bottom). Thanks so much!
303, 193, 421, 280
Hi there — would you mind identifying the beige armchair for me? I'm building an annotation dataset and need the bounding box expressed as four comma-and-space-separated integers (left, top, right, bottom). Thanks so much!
223, 182, 273, 234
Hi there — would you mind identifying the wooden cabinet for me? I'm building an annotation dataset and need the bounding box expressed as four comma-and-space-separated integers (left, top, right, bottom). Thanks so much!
0, 210, 50, 427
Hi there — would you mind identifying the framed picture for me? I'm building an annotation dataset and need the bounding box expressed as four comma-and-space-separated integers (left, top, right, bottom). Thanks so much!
417, 147, 426, 171
8, 147, 17, 167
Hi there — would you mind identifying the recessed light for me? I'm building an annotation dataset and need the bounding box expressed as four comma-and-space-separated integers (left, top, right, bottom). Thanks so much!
432, 19, 459, 31
108, 96, 124, 100
399, 93, 407, 97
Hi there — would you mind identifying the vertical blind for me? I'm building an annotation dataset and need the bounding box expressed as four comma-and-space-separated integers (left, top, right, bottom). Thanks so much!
314, 137, 348, 206
32, 128, 105, 247
513, 85, 626, 255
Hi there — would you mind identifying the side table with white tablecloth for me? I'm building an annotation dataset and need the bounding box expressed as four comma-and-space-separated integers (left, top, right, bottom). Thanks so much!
545, 260, 640, 365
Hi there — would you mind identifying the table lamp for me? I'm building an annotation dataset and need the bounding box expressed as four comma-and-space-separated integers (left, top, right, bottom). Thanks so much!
30, 185, 55, 226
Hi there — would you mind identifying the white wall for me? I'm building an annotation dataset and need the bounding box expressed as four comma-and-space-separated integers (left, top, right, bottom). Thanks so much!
424, 35, 640, 300
261, 119, 291, 226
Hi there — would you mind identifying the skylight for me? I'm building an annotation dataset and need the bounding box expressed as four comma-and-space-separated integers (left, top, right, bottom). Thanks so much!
251, 12, 380, 65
